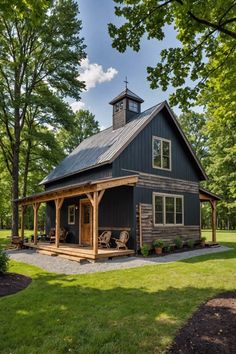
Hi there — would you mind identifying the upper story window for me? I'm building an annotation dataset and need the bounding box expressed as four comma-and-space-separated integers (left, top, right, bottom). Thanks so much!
129, 100, 139, 112
68, 205, 75, 225
153, 193, 184, 226
153, 136, 171, 170
115, 100, 123, 112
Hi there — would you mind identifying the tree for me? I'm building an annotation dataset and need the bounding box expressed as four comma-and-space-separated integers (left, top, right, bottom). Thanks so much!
58, 110, 100, 154
0, 0, 86, 235
178, 111, 208, 163
200, 47, 236, 229
109, 0, 236, 109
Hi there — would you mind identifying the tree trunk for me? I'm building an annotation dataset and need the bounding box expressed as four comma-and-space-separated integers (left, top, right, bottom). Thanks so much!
22, 139, 32, 198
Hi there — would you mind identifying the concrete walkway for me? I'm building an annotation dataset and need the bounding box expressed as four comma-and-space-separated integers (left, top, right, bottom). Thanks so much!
7, 245, 231, 275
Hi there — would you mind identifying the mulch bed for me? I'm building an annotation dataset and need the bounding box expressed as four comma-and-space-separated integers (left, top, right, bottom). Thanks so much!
0, 273, 32, 297
168, 291, 236, 354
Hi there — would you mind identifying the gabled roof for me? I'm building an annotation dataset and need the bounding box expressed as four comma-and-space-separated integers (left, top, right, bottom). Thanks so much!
109, 88, 144, 104
41, 103, 162, 185
41, 100, 207, 186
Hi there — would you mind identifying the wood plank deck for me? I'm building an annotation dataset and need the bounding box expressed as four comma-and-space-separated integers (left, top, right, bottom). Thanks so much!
25, 242, 135, 261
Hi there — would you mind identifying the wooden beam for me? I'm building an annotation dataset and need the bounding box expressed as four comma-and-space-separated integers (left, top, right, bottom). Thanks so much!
86, 193, 94, 207
54, 198, 64, 248
33, 203, 40, 245
92, 191, 98, 256
18, 175, 139, 207
20, 205, 26, 241
98, 190, 105, 205
96, 176, 138, 191
139, 203, 143, 247
210, 200, 217, 243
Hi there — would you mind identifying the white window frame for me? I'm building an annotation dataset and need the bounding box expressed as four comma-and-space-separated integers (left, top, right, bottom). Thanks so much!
153, 192, 184, 227
129, 99, 139, 112
152, 136, 172, 171
68, 205, 75, 225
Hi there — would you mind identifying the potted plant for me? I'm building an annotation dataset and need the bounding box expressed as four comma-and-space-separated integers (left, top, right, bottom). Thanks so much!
153, 239, 164, 255
140, 244, 151, 257
200, 236, 207, 247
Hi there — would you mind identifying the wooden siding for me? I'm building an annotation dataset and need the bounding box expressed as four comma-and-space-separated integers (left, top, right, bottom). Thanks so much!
45, 165, 112, 191
113, 108, 201, 181
135, 171, 199, 194
136, 203, 200, 248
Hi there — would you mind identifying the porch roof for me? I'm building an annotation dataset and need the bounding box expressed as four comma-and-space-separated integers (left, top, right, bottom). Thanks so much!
17, 175, 139, 206
199, 187, 221, 202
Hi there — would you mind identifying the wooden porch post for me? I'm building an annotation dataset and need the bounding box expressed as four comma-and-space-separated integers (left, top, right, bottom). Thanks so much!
139, 203, 143, 247
92, 191, 98, 256
210, 200, 217, 243
199, 202, 202, 239
20, 205, 26, 241
54, 198, 64, 248
33, 203, 40, 245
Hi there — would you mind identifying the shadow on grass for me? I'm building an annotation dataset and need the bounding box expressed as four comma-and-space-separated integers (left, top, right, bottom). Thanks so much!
181, 241, 236, 264
0, 271, 229, 354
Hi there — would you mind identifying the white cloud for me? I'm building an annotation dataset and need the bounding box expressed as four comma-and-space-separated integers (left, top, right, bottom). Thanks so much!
70, 101, 85, 112
79, 58, 118, 90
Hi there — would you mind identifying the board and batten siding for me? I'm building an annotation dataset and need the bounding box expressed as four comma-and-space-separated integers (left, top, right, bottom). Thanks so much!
112, 108, 202, 182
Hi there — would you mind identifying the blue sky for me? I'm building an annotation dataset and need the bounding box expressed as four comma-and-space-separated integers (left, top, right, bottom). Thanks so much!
75, 0, 180, 128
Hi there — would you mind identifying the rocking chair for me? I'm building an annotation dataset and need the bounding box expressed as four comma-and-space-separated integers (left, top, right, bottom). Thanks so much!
98, 231, 112, 248
113, 231, 129, 250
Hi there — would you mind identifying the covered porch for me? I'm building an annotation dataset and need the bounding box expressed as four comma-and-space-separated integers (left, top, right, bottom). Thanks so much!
18, 175, 138, 261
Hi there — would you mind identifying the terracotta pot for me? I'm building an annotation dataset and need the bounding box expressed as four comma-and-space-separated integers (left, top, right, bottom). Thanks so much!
201, 241, 205, 247
155, 247, 162, 255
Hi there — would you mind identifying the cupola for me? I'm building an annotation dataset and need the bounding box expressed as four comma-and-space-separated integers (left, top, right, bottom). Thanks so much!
109, 85, 144, 130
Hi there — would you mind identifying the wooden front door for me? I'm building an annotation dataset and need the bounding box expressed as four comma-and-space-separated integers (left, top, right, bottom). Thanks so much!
80, 199, 92, 246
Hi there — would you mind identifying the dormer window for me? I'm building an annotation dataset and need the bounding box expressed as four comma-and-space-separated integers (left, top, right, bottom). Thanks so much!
129, 99, 138, 112
115, 100, 123, 112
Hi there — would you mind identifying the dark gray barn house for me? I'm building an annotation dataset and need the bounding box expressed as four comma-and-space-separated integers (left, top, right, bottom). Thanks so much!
18, 88, 219, 260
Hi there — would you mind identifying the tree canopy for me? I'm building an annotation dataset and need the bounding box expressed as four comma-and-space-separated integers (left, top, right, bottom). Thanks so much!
0, 0, 86, 235
109, 0, 236, 109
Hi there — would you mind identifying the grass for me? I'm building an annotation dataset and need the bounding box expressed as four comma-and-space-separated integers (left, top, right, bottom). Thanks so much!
0, 229, 235, 354
0, 229, 32, 248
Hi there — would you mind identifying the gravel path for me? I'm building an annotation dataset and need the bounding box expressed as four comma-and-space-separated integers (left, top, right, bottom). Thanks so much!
7, 246, 231, 275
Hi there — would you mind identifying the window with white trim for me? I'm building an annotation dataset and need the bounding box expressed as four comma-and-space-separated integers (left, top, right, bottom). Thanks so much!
68, 205, 75, 225
153, 193, 183, 226
129, 100, 138, 112
153, 137, 171, 170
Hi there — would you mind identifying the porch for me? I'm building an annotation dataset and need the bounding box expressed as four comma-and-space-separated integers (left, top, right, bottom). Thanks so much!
17, 175, 138, 261
25, 241, 135, 261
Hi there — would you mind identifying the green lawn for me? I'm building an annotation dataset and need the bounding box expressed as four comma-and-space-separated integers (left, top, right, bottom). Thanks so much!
0, 230, 235, 354
0, 229, 33, 248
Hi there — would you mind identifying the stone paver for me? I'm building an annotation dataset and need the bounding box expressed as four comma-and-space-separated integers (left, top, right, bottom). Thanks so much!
7, 246, 231, 275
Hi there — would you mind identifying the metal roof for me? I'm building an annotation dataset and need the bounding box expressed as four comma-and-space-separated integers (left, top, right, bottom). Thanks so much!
41, 103, 162, 185
109, 88, 144, 104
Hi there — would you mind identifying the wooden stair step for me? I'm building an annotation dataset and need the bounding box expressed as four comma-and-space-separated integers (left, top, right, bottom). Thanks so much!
57, 254, 87, 263
37, 250, 58, 257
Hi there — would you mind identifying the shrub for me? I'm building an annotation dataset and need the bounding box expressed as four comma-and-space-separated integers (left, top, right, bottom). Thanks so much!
0, 249, 9, 273
201, 237, 207, 242
174, 237, 183, 249
153, 239, 164, 248
164, 245, 171, 253
187, 240, 194, 249
140, 244, 151, 257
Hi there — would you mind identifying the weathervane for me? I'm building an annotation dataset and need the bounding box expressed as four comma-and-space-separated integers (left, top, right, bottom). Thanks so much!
124, 76, 128, 90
